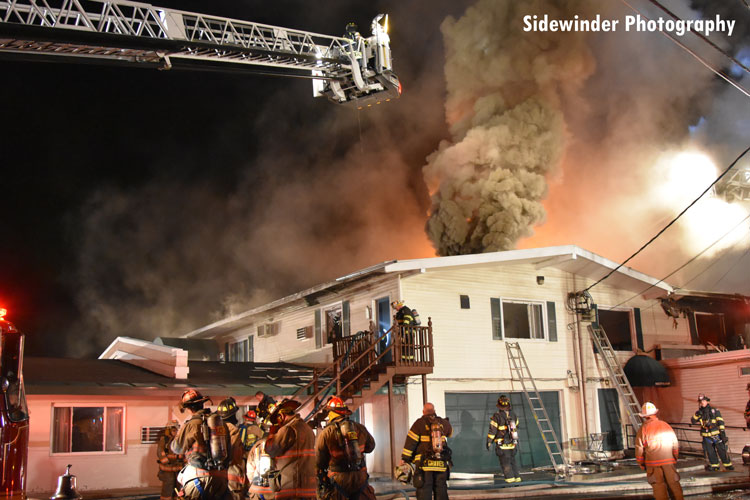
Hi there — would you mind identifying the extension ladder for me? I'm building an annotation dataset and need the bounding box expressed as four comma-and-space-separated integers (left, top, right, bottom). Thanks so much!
587, 324, 642, 431
505, 342, 567, 475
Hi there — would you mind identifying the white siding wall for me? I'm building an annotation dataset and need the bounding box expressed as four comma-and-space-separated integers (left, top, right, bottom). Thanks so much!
399, 263, 691, 458
221, 275, 401, 364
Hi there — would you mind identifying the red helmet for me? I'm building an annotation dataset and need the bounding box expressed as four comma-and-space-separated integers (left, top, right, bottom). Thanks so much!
326, 396, 352, 415
244, 409, 257, 422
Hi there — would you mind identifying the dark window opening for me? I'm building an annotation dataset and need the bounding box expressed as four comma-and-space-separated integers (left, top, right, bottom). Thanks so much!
695, 313, 726, 347
598, 309, 632, 351
503, 301, 544, 339
460, 295, 470, 309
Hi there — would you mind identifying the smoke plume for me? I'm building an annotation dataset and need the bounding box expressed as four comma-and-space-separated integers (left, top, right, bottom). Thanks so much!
424, 0, 595, 255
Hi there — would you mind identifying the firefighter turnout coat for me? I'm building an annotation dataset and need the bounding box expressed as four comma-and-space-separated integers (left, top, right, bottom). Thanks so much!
315, 418, 376, 499
225, 422, 246, 500
635, 418, 679, 468
487, 410, 518, 450
401, 415, 453, 472
156, 432, 182, 500
265, 414, 317, 499
691, 405, 727, 439
170, 409, 230, 500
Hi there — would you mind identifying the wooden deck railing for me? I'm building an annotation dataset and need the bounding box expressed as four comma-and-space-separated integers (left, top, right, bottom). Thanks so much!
290, 316, 434, 421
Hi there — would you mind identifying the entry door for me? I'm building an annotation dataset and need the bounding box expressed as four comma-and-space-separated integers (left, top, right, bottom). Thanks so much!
598, 388, 623, 451
376, 297, 391, 362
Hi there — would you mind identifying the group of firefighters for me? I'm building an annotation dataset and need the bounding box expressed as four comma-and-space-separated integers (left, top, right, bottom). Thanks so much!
155, 388, 524, 500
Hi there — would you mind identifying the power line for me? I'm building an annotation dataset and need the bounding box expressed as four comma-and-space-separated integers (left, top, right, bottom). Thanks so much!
708, 242, 750, 289
619, 0, 750, 99
607, 212, 750, 310
584, 144, 750, 292
647, 0, 750, 76
676, 231, 749, 289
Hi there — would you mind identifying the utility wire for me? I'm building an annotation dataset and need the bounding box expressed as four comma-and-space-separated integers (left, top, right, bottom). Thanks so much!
647, 0, 750, 76
584, 144, 750, 292
708, 242, 750, 289
619, 0, 750, 99
677, 232, 750, 289
607, 212, 750, 310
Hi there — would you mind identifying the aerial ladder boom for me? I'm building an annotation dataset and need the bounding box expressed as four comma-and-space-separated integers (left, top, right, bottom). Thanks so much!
0, 0, 401, 108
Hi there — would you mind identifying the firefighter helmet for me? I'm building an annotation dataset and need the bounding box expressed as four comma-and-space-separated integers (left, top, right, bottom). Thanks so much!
394, 462, 414, 484
165, 420, 179, 429
638, 402, 658, 417
180, 389, 209, 408
326, 396, 352, 416
266, 399, 301, 424
218, 397, 239, 419
698, 393, 710, 402
497, 395, 511, 408
391, 300, 404, 310
244, 409, 257, 422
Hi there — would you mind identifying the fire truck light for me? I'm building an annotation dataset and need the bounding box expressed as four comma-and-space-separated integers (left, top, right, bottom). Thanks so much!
0, 308, 6, 319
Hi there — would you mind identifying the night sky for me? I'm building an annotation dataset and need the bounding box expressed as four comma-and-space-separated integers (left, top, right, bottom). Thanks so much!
2, 0, 749, 357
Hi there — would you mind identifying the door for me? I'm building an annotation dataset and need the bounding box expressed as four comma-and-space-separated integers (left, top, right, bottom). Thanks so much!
376, 297, 392, 363
598, 388, 623, 451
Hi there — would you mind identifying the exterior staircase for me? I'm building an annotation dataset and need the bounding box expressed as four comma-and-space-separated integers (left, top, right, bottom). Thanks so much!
290, 318, 434, 422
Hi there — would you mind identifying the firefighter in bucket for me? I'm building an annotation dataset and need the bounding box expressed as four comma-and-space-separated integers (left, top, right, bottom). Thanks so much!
315, 396, 376, 500
400, 402, 453, 500
171, 389, 231, 500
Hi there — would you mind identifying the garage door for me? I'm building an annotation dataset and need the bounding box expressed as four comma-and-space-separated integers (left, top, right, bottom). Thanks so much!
445, 391, 562, 473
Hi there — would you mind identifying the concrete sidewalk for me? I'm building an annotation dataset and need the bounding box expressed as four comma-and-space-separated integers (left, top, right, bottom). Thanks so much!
33, 458, 750, 500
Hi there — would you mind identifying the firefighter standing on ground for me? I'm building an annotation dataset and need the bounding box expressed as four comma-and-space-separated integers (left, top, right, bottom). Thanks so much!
264, 399, 317, 499
315, 396, 376, 500
486, 395, 521, 484
170, 389, 231, 500
691, 393, 734, 471
217, 398, 246, 500
240, 409, 264, 451
635, 402, 684, 500
156, 420, 182, 500
401, 402, 453, 500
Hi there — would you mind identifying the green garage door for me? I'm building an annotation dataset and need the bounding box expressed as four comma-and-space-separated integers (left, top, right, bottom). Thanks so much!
445, 391, 562, 473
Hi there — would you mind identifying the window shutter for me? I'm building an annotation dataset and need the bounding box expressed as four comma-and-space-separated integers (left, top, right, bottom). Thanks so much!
634, 307, 644, 351
547, 301, 558, 342
490, 298, 502, 340
342, 301, 350, 337
224, 342, 230, 361
248, 335, 254, 362
315, 309, 322, 349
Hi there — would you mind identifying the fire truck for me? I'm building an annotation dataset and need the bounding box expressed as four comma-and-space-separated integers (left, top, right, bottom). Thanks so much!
0, 309, 29, 500
0, 0, 401, 108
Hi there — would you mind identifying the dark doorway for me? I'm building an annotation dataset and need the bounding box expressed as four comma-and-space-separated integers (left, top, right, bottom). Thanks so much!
376, 297, 392, 363
598, 388, 623, 451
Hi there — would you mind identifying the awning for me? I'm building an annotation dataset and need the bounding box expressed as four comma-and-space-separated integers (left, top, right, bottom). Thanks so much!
624, 355, 671, 387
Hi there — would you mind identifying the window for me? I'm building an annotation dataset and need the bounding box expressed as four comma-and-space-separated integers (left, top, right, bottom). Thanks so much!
460, 295, 470, 309
695, 312, 726, 347
502, 300, 545, 339
52, 405, 124, 454
228, 339, 249, 361
598, 309, 632, 351
324, 304, 343, 343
